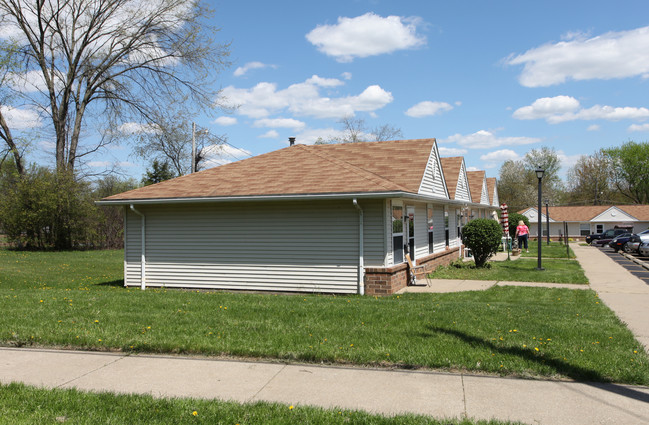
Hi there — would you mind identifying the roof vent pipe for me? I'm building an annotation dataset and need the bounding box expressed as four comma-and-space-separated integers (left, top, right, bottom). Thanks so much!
289, 137, 296, 146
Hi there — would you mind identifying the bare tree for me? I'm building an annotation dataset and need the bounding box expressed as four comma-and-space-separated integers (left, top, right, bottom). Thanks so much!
0, 38, 25, 175
130, 110, 226, 176
326, 116, 403, 144
0, 0, 230, 174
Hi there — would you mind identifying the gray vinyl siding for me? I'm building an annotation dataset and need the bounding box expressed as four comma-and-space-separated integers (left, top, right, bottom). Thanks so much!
414, 203, 429, 260
125, 208, 142, 285
124, 200, 367, 294
361, 199, 386, 267
433, 207, 446, 252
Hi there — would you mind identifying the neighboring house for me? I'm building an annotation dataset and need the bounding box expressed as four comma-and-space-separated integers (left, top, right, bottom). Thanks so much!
486, 177, 499, 208
519, 205, 649, 240
99, 139, 499, 295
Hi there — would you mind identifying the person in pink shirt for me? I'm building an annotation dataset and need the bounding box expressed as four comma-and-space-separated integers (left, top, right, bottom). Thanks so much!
515, 220, 530, 253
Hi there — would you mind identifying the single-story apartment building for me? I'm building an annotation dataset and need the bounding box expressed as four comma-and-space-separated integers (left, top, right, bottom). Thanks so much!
100, 139, 499, 295
519, 205, 649, 240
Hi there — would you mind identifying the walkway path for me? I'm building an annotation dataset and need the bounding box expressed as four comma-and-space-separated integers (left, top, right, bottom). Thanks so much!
2, 244, 649, 424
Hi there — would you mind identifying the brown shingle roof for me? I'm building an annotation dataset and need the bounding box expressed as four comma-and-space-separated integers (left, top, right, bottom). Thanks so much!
440, 157, 463, 200
486, 177, 497, 205
103, 139, 437, 201
466, 171, 486, 204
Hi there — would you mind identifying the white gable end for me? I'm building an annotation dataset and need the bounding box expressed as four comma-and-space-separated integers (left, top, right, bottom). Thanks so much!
455, 161, 471, 201
479, 178, 489, 205
418, 143, 449, 198
592, 206, 637, 222
491, 185, 499, 207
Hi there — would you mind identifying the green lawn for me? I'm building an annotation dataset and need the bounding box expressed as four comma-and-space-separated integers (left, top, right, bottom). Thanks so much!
429, 258, 588, 284
0, 249, 647, 384
519, 241, 575, 258
0, 383, 519, 425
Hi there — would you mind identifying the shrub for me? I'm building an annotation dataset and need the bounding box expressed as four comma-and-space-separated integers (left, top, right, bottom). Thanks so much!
508, 212, 530, 239
461, 218, 503, 267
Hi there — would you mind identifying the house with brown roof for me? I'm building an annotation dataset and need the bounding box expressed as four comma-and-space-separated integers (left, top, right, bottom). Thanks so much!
100, 139, 498, 295
519, 205, 649, 240
440, 156, 473, 245
466, 170, 491, 220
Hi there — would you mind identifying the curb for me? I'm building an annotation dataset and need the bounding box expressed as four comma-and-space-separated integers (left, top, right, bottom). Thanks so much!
620, 251, 649, 271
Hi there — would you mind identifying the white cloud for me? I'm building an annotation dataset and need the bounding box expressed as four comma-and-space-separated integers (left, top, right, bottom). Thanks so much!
438, 147, 468, 156
259, 130, 279, 139
118, 122, 160, 134
87, 160, 135, 168
557, 151, 581, 169
39, 140, 56, 150
8, 70, 50, 93
512, 96, 580, 120
0, 106, 42, 128
405, 101, 454, 118
202, 144, 252, 167
294, 128, 343, 145
513, 96, 649, 124
587, 124, 601, 131
507, 26, 649, 87
213, 116, 237, 126
441, 130, 540, 149
629, 123, 649, 132
253, 118, 305, 130
222, 76, 393, 119
466, 166, 480, 172
233, 61, 276, 77
341, 72, 352, 80
306, 13, 426, 62
480, 149, 520, 168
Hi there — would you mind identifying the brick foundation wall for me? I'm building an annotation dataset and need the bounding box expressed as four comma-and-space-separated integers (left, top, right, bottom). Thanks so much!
415, 246, 461, 273
364, 246, 462, 296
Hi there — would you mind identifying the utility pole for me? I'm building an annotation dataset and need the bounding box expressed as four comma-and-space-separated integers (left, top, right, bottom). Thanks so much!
191, 122, 196, 174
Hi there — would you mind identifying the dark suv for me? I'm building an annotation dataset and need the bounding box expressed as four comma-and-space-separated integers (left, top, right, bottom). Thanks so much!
585, 228, 630, 245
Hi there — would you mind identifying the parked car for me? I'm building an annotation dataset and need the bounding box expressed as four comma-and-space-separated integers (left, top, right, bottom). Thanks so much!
639, 242, 649, 257
608, 233, 633, 252
586, 228, 630, 245
625, 229, 649, 253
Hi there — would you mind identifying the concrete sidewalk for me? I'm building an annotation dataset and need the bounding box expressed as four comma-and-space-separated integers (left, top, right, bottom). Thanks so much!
3, 243, 649, 424
2, 347, 649, 424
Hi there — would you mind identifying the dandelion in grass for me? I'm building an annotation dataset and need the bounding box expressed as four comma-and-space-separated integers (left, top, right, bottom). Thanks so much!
289, 405, 294, 410
192, 411, 198, 416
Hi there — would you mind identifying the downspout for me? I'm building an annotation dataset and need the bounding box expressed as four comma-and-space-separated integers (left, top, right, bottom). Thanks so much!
352, 198, 365, 295
129, 204, 146, 290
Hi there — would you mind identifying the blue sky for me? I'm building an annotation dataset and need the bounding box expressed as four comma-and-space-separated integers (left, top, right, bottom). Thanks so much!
9, 0, 649, 180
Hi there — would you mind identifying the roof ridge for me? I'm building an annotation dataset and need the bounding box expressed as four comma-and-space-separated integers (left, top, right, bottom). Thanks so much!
303, 144, 412, 192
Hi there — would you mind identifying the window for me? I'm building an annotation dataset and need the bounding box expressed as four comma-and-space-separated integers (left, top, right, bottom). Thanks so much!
392, 205, 404, 264
427, 204, 434, 253
444, 206, 449, 246
579, 223, 590, 236
596, 224, 603, 233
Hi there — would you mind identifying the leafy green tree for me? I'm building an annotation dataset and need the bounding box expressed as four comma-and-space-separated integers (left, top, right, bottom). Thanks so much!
523, 146, 564, 205
603, 141, 649, 204
461, 218, 502, 267
497, 160, 535, 212
565, 150, 622, 205
0, 167, 94, 249
92, 176, 139, 249
142, 160, 176, 186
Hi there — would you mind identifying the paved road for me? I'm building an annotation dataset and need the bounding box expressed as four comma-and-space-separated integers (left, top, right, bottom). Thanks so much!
596, 245, 649, 285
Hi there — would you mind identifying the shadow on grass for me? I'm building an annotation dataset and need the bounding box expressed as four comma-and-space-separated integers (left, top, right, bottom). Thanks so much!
95, 280, 124, 287
429, 326, 649, 403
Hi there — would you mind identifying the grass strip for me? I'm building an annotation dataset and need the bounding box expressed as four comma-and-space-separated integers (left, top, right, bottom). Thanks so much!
518, 241, 575, 258
429, 258, 588, 284
0, 382, 520, 425
0, 249, 646, 384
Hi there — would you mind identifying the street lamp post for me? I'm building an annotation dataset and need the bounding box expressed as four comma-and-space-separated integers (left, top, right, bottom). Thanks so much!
536, 166, 545, 271
545, 199, 550, 245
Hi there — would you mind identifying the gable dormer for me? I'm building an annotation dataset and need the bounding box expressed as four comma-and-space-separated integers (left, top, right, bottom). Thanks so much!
467, 171, 489, 205
418, 141, 449, 199
440, 157, 471, 202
